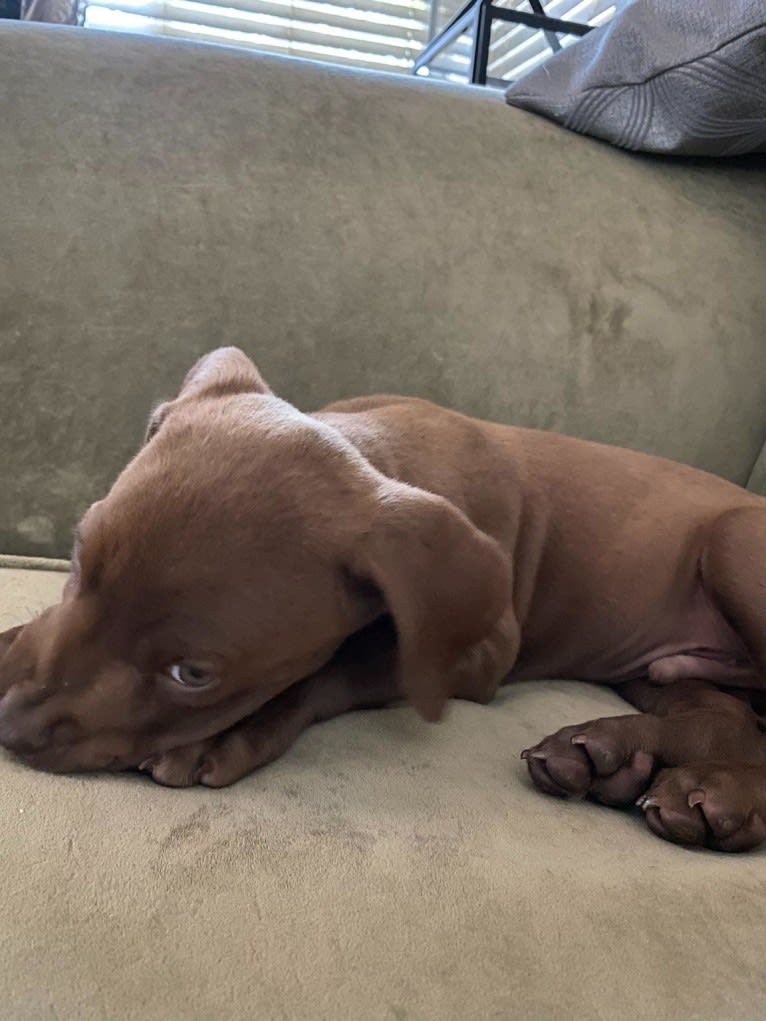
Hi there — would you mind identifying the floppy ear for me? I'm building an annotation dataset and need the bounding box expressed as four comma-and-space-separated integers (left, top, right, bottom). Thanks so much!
177, 346, 272, 401
143, 347, 272, 444
352, 484, 512, 722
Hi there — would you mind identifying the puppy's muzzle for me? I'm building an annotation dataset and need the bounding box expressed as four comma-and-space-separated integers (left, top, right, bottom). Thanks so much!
0, 684, 79, 758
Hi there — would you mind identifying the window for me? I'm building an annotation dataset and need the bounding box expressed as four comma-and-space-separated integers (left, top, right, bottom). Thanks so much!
83, 0, 623, 83
419, 0, 623, 84
84, 0, 429, 73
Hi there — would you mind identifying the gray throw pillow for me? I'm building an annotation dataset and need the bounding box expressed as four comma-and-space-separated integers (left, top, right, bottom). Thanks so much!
505, 0, 766, 156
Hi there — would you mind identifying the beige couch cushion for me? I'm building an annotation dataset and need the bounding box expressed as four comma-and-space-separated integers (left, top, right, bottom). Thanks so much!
2, 564, 765, 1019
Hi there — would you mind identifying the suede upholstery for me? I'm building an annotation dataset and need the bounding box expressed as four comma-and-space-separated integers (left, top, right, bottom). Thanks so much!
2, 23, 766, 1021
2, 567, 766, 1021
1, 24, 766, 556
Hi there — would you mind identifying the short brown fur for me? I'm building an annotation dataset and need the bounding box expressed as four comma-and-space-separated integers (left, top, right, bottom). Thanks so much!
2, 348, 766, 851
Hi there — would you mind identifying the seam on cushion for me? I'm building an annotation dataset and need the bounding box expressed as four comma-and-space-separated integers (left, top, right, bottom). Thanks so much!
0, 555, 71, 573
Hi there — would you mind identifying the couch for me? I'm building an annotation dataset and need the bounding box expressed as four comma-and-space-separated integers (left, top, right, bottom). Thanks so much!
2, 23, 766, 1020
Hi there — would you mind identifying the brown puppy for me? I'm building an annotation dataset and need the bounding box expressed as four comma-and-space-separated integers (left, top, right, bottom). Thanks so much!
1, 347, 765, 852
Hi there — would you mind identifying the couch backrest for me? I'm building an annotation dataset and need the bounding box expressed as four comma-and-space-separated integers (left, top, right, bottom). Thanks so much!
2, 24, 765, 557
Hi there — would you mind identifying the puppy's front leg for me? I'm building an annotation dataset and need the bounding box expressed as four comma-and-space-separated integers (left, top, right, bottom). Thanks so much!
523, 678, 766, 850
145, 619, 401, 788
522, 679, 763, 803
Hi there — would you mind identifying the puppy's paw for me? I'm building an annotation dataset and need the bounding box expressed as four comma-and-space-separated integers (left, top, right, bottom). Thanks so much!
195, 731, 258, 788
139, 740, 212, 788
197, 720, 304, 788
138, 712, 306, 789
638, 763, 766, 852
522, 716, 656, 806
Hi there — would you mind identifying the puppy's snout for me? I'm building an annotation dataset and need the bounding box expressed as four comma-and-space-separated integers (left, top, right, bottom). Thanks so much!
0, 684, 77, 756
0, 704, 47, 756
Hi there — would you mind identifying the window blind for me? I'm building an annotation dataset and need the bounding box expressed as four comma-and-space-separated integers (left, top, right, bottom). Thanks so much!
84, 0, 429, 72
83, 0, 624, 82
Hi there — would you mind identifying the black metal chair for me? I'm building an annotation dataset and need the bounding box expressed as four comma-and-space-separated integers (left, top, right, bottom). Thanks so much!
414, 0, 593, 86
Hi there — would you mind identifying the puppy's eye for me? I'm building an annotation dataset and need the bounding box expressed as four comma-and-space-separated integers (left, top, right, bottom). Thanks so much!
167, 663, 214, 688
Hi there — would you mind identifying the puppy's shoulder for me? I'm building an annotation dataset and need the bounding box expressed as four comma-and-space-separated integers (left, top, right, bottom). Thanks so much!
318, 394, 434, 416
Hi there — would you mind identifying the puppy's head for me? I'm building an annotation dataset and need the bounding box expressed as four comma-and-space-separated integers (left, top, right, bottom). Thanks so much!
0, 348, 510, 775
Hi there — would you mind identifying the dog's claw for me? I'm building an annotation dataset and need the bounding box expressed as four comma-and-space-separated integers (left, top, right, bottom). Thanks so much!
687, 789, 705, 808
637, 795, 659, 810
194, 756, 213, 784
520, 748, 546, 760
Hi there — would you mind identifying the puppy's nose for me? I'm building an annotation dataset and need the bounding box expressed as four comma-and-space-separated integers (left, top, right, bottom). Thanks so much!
0, 686, 56, 755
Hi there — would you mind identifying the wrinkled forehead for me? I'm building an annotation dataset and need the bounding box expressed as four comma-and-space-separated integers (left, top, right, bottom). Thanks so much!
79, 402, 305, 546
57, 564, 334, 681
112, 393, 356, 512
67, 393, 371, 647
73, 510, 324, 627
71, 522, 345, 668
78, 393, 369, 564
